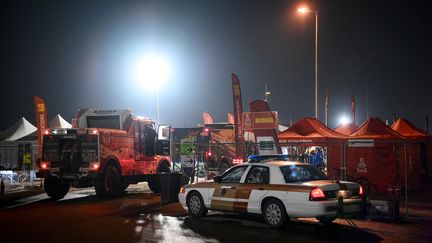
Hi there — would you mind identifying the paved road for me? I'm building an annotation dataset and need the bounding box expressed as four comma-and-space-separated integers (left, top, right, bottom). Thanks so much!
1, 184, 431, 243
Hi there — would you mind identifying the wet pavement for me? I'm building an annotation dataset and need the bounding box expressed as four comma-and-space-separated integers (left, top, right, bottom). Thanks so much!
1, 181, 432, 242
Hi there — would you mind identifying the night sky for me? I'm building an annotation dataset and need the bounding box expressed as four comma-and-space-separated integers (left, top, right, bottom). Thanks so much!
1, 0, 431, 131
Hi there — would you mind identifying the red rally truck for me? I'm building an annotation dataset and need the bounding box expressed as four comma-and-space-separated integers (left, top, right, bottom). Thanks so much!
37, 109, 172, 199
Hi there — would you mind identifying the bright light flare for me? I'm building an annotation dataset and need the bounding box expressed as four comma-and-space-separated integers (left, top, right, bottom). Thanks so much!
133, 55, 170, 90
339, 116, 350, 125
297, 7, 310, 14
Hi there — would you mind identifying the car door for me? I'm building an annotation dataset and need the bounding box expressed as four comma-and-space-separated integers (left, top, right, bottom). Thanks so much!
236, 165, 270, 213
210, 165, 248, 211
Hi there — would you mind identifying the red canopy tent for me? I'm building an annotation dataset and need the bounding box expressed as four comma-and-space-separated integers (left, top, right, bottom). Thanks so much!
278, 117, 347, 177
391, 118, 432, 186
347, 117, 405, 194
335, 123, 358, 135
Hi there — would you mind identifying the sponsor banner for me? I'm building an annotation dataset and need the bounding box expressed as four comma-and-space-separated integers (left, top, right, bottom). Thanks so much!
34, 96, 49, 160
231, 73, 244, 158
202, 112, 214, 124
242, 112, 279, 130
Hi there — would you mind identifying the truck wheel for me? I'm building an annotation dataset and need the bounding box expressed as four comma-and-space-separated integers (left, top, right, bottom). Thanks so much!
95, 164, 122, 198
147, 175, 161, 193
44, 177, 70, 200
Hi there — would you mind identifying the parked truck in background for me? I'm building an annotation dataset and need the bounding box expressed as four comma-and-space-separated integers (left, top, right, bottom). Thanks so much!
37, 109, 172, 199
171, 124, 243, 179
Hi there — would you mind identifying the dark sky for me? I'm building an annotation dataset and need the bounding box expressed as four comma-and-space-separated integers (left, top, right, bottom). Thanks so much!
1, 0, 431, 131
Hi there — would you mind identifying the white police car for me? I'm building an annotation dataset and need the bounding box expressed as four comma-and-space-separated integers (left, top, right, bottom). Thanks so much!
178, 159, 366, 228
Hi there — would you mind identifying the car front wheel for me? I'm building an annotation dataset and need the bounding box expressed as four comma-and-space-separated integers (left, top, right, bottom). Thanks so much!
187, 191, 208, 217
263, 199, 287, 229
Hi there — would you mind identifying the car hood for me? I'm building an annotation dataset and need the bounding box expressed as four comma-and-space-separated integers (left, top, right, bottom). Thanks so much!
183, 180, 217, 189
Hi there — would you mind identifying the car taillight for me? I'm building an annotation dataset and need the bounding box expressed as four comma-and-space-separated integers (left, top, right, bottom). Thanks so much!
179, 187, 185, 194
309, 187, 326, 201
359, 185, 364, 196
40, 162, 50, 170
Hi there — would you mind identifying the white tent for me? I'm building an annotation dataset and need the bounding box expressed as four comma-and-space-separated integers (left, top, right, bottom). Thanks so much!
49, 114, 71, 128
0, 117, 37, 141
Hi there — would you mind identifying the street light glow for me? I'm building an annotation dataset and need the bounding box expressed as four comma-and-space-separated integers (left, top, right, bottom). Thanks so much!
133, 55, 170, 91
297, 7, 310, 13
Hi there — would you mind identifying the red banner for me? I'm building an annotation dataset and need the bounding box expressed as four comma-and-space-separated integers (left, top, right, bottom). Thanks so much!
351, 95, 355, 125
231, 73, 244, 159
34, 96, 49, 160
202, 112, 214, 124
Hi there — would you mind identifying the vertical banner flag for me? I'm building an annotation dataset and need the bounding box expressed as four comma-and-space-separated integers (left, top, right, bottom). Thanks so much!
202, 112, 214, 124
231, 73, 245, 159
34, 96, 49, 160
351, 95, 355, 125
227, 112, 235, 124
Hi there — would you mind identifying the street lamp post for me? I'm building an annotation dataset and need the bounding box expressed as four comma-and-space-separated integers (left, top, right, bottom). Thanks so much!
298, 7, 319, 120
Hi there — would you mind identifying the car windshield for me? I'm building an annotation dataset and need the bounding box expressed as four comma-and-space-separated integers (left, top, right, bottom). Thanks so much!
280, 164, 328, 183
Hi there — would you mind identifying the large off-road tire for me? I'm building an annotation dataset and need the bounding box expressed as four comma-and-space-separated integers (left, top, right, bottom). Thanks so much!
95, 164, 123, 198
316, 216, 336, 225
187, 191, 208, 217
147, 175, 161, 193
44, 177, 70, 200
262, 199, 287, 229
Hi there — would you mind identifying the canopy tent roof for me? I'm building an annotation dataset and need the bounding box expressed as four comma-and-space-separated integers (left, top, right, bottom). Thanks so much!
49, 114, 71, 128
391, 118, 432, 140
350, 117, 404, 139
278, 117, 347, 142
0, 117, 37, 141
334, 123, 358, 135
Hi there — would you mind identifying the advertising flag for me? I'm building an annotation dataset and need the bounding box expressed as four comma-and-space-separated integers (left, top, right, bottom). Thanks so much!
231, 73, 244, 159
34, 96, 49, 160
202, 112, 214, 124
351, 95, 355, 125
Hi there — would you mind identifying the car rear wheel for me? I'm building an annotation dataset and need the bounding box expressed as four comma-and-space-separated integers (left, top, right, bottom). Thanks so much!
187, 191, 208, 217
316, 216, 336, 224
263, 199, 287, 229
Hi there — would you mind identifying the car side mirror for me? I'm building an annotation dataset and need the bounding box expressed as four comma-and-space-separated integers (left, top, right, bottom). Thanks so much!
213, 175, 221, 183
